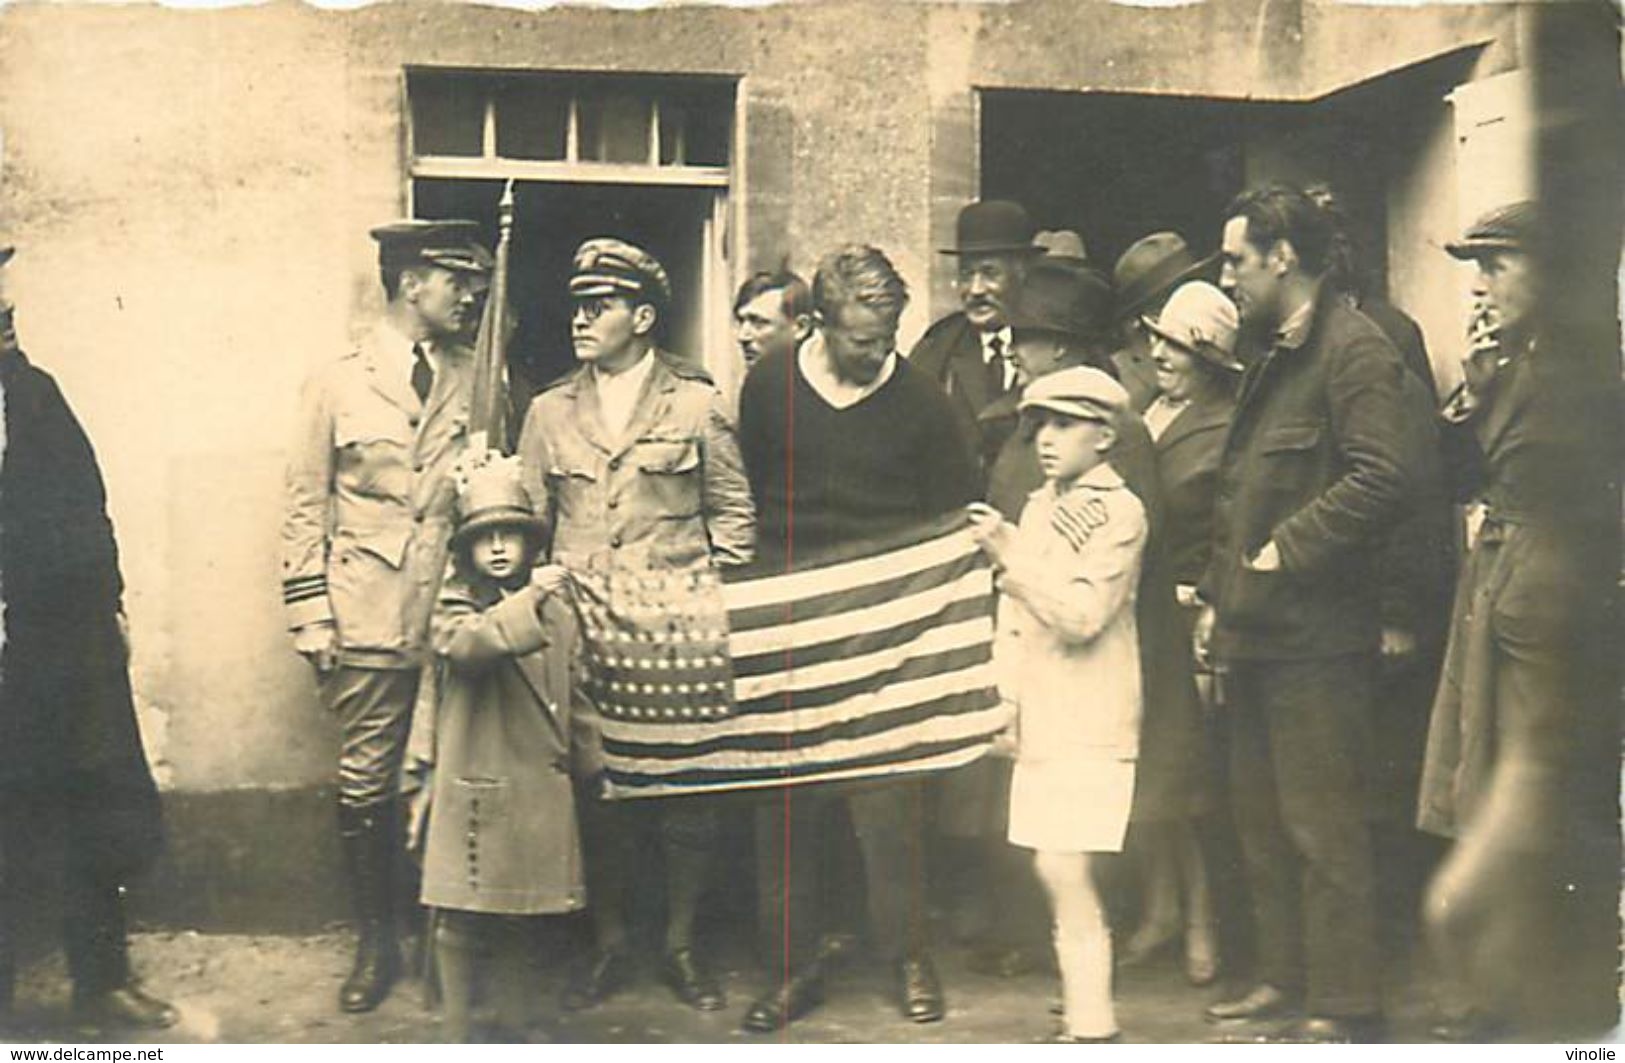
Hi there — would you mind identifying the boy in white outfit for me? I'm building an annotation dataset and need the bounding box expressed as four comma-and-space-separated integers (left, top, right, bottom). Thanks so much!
968, 366, 1147, 1042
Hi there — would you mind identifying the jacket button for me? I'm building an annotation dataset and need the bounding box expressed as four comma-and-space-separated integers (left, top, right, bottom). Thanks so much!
408, 415, 420, 429
607, 495, 620, 510
413, 461, 425, 473
608, 456, 622, 472
610, 533, 623, 548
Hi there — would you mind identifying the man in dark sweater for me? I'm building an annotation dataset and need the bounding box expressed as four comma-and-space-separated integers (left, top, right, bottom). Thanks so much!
735, 245, 978, 1032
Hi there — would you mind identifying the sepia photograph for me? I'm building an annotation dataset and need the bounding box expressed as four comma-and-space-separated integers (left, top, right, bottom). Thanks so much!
0, 0, 1618, 1047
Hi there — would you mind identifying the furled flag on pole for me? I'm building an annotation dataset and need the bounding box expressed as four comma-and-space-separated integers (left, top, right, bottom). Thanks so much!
576, 512, 1010, 799
467, 178, 515, 454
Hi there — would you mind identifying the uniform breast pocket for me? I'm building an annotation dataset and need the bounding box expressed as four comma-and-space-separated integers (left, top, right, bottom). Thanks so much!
633, 437, 703, 518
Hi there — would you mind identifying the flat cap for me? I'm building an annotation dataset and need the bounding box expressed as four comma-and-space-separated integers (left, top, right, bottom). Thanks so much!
1019, 366, 1129, 424
1446, 201, 1536, 260
370, 219, 490, 274
570, 237, 671, 305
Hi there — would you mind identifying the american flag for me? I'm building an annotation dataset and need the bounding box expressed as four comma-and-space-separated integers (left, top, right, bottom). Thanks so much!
578, 513, 1009, 798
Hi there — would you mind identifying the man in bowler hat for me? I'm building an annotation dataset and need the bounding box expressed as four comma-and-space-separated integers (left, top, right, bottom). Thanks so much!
909, 200, 1045, 449
283, 218, 492, 1012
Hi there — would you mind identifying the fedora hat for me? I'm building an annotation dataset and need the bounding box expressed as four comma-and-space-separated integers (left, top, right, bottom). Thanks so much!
1141, 281, 1242, 373
1112, 232, 1216, 324
1011, 259, 1113, 347
1034, 229, 1089, 265
940, 200, 1041, 257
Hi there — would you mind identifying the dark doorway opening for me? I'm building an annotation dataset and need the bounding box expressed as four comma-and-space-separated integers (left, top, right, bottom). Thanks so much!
415, 179, 720, 423
981, 91, 1246, 269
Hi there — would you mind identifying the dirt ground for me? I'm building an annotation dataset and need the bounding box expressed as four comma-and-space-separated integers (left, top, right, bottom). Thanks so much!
3, 929, 1455, 1045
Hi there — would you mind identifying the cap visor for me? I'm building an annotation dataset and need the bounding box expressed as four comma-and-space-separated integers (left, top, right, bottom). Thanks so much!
1018, 396, 1109, 422
1445, 238, 1519, 260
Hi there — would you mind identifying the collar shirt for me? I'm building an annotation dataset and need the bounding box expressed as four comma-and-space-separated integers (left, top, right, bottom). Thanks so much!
1273, 289, 1319, 353
799, 332, 899, 410
376, 318, 442, 383
981, 326, 1016, 391
593, 349, 656, 440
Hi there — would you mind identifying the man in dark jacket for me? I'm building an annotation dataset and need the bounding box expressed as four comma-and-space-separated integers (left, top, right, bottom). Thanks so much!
1194, 188, 1425, 1043
0, 245, 176, 1032
908, 200, 1042, 453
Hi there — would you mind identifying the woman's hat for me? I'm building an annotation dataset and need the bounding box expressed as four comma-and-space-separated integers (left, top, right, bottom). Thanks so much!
1140, 281, 1243, 373
451, 454, 548, 551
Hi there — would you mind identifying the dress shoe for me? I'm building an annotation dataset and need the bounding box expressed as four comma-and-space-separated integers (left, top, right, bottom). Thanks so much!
896, 954, 945, 1023
73, 984, 179, 1030
1203, 983, 1297, 1024
741, 966, 825, 1033
561, 949, 633, 1011
1265, 1015, 1385, 1044
661, 947, 725, 1011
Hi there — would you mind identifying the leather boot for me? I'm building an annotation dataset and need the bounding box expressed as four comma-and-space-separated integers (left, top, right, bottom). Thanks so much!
338, 801, 402, 1013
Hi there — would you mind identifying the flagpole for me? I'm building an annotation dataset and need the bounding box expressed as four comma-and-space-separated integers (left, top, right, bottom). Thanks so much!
469, 177, 515, 455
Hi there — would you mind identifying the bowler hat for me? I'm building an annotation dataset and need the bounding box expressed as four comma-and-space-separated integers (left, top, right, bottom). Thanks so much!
1141, 281, 1243, 373
1446, 201, 1536, 260
1011, 259, 1113, 346
1112, 232, 1216, 324
371, 219, 490, 275
570, 237, 672, 306
1019, 366, 1129, 424
451, 455, 548, 552
940, 200, 1041, 256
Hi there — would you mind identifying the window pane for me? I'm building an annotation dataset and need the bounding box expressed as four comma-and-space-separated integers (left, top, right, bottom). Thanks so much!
411, 75, 485, 157
578, 89, 651, 164
684, 102, 730, 167
496, 81, 567, 161
658, 102, 687, 165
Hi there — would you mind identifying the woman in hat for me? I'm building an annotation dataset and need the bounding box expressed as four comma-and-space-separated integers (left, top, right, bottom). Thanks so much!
1116, 281, 1243, 986
419, 455, 601, 1042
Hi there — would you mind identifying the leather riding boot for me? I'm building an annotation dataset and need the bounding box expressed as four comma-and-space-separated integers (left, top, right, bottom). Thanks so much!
338, 800, 402, 1013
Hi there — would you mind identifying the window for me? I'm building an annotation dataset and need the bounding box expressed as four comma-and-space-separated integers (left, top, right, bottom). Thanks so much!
408, 70, 733, 185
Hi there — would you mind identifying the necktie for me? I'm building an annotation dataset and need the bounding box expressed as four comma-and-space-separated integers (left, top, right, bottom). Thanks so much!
411, 343, 434, 404
986, 334, 1009, 395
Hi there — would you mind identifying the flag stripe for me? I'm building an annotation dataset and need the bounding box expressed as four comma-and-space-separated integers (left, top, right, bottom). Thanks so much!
721, 524, 976, 612
731, 600, 991, 682
725, 552, 978, 632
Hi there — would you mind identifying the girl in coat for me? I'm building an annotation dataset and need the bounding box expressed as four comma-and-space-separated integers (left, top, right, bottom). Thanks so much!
421, 455, 600, 1042
968, 366, 1148, 1043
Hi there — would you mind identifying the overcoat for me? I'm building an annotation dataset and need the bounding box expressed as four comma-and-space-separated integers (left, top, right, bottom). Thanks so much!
281, 322, 477, 668
908, 311, 999, 449
1202, 288, 1425, 661
420, 573, 602, 914
0, 348, 162, 878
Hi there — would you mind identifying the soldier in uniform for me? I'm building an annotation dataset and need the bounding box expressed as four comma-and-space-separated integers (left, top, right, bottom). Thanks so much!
282, 219, 492, 1013
516, 238, 754, 1013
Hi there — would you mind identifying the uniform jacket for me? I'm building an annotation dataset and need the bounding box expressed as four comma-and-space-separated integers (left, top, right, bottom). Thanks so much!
1202, 287, 1425, 661
1152, 389, 1235, 587
420, 572, 601, 915
0, 348, 162, 877
282, 322, 478, 668
908, 311, 1000, 451
996, 465, 1147, 762
517, 350, 754, 574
